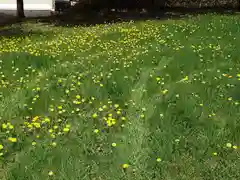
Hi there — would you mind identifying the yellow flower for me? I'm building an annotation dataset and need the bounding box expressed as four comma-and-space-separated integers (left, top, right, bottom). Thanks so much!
156, 157, 162, 162
112, 143, 117, 147
121, 117, 126, 121
33, 122, 41, 128
94, 129, 99, 133
162, 89, 168, 94
48, 171, 54, 176
182, 76, 189, 81
8, 137, 17, 143
0, 144, 3, 150
44, 118, 50, 123
76, 95, 81, 99
92, 113, 97, 118
233, 145, 238, 149
122, 164, 129, 169
2, 123, 7, 129
32, 141, 37, 146
114, 104, 119, 108
63, 128, 70, 132
32, 116, 39, 122
58, 106, 62, 110
212, 152, 217, 156
156, 77, 161, 81
199, 103, 203, 107
140, 114, 145, 118
52, 142, 57, 147
226, 143, 232, 148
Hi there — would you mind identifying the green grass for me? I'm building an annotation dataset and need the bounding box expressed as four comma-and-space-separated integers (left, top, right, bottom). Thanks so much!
0, 13, 240, 180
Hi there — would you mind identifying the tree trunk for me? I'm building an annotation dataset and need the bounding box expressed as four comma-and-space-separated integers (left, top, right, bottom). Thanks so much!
17, 0, 25, 18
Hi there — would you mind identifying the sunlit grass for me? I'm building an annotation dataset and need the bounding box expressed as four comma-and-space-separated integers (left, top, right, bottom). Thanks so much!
0, 13, 240, 180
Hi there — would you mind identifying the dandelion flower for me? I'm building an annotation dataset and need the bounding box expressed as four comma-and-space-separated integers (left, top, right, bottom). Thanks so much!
48, 171, 54, 176
92, 113, 97, 118
122, 164, 129, 169
212, 152, 217, 156
112, 143, 117, 147
226, 143, 232, 148
94, 129, 99, 133
8, 137, 17, 143
233, 145, 238, 149
156, 157, 162, 162
2, 123, 7, 129
0, 144, 3, 150
162, 89, 168, 94
63, 128, 70, 132
32, 141, 37, 146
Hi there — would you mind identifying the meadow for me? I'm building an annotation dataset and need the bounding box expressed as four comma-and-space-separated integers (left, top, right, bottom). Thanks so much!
0, 13, 240, 180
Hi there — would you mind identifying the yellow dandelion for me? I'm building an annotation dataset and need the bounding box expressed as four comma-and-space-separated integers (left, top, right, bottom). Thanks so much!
8, 137, 17, 143
112, 143, 117, 147
226, 143, 232, 148
212, 152, 217, 156
114, 104, 119, 108
92, 113, 97, 118
233, 145, 238, 149
76, 95, 81, 99
63, 128, 70, 132
156, 157, 162, 162
44, 118, 50, 123
48, 171, 54, 176
121, 117, 126, 121
156, 77, 161, 81
32, 116, 39, 122
32, 141, 37, 146
2, 123, 7, 129
0, 144, 3, 150
122, 164, 129, 169
140, 114, 145, 118
94, 129, 99, 133
162, 89, 168, 94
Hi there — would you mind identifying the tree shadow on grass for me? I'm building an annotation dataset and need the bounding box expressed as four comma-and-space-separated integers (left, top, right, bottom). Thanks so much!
0, 23, 54, 38
36, 7, 240, 27
0, 3, 239, 29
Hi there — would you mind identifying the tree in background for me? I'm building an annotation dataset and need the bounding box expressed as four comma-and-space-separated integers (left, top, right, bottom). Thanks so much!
17, 0, 25, 18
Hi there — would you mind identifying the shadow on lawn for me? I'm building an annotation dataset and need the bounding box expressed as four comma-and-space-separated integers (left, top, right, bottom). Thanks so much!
37, 7, 239, 27
0, 25, 53, 38
0, 6, 239, 29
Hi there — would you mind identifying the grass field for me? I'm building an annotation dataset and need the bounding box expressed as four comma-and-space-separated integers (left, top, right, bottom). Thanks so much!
0, 13, 240, 180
